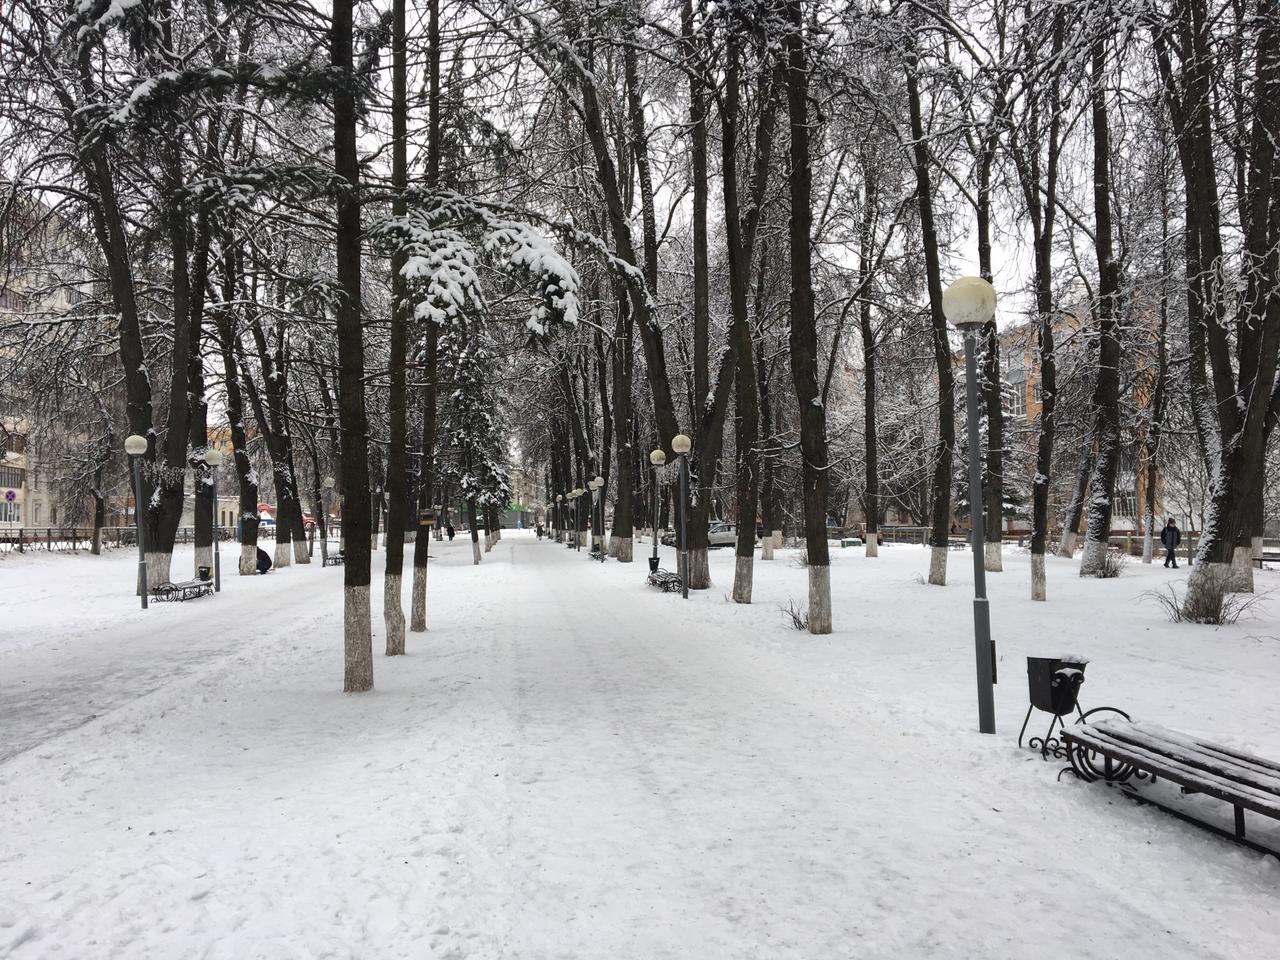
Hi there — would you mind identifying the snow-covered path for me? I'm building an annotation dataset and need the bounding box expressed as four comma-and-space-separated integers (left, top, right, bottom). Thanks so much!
2, 534, 1278, 958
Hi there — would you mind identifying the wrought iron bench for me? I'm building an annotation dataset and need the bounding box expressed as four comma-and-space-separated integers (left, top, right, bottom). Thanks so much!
647, 568, 683, 593
323, 553, 345, 567
1062, 718, 1280, 856
151, 578, 214, 602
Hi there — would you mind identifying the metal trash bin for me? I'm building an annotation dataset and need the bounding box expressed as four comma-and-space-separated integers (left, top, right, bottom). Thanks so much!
1020, 656, 1089, 755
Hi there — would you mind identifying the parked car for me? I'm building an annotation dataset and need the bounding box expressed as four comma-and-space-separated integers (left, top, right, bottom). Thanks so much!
661, 521, 739, 547
258, 516, 277, 537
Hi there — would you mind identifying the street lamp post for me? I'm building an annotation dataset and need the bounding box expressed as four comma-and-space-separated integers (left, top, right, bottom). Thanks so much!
943, 276, 998, 735
649, 449, 666, 573
322, 476, 337, 559
204, 448, 224, 591
576, 491, 586, 552
671, 434, 692, 599
588, 476, 604, 555
555, 493, 564, 543
124, 434, 149, 609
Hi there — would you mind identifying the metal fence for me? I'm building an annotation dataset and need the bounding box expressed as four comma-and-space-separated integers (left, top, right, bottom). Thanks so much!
0, 525, 235, 555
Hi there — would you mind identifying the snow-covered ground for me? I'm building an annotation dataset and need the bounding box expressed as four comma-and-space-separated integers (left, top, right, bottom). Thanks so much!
2, 534, 1278, 958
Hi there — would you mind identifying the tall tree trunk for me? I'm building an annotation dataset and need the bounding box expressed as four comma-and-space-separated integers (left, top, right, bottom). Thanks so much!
410, 0, 441, 632
609, 285, 635, 561
214, 246, 260, 574
384, 0, 409, 655
1079, 35, 1124, 578
1015, 9, 1063, 598
783, 0, 831, 633
333, 0, 374, 692
905, 22, 955, 586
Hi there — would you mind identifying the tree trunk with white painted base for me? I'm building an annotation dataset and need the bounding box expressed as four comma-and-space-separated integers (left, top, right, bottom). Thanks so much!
274, 537, 292, 568
195, 544, 212, 574
984, 541, 1001, 573
865, 531, 878, 558
333, 0, 373, 693
383, 575, 404, 656
1079, 539, 1109, 577
762, 536, 774, 560
928, 545, 948, 587
687, 547, 709, 590
1229, 545, 1255, 592
614, 537, 632, 562
808, 564, 832, 634
733, 555, 753, 604
906, 20, 954, 589
239, 542, 256, 576
1031, 552, 1046, 601
146, 551, 173, 587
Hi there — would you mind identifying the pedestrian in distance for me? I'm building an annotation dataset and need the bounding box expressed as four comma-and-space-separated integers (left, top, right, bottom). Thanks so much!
1161, 517, 1182, 568
446, 524, 455, 541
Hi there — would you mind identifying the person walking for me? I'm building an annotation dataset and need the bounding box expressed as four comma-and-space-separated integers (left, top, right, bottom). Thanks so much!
1160, 517, 1182, 568
446, 523, 455, 541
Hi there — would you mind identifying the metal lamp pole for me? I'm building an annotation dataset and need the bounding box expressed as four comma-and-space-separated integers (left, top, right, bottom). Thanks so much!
671, 434, 692, 599
204, 448, 223, 591
125, 434, 149, 609
943, 277, 998, 735
649, 449, 666, 571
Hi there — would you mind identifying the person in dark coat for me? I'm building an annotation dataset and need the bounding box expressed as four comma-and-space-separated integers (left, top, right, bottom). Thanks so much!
1160, 518, 1182, 568
256, 546, 273, 574
446, 524, 455, 541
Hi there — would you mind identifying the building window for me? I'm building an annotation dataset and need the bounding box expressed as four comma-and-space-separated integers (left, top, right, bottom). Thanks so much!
1010, 387, 1026, 418
0, 464, 23, 487
2, 433, 25, 454
1033, 383, 1042, 404
50, 504, 56, 524
0, 288, 29, 311
0, 502, 21, 524
33, 503, 40, 524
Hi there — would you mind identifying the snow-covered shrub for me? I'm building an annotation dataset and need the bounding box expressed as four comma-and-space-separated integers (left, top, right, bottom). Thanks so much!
1148, 568, 1263, 625
1082, 548, 1126, 579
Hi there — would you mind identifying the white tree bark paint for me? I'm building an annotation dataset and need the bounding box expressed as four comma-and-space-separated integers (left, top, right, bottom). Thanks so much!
1142, 525, 1154, 563
927, 545, 947, 585
1056, 529, 1078, 558
865, 531, 878, 558
410, 563, 427, 633
772, 530, 783, 549
146, 551, 173, 586
615, 537, 633, 562
808, 564, 832, 634
761, 536, 774, 560
1031, 552, 1046, 601
293, 537, 310, 564
384, 574, 405, 655
194, 544, 213, 574
274, 540, 292, 568
1185, 562, 1231, 611
1079, 539, 1107, 577
1253, 535, 1264, 559
472, 539, 482, 564
732, 555, 753, 604
1229, 545, 1254, 593
984, 541, 1002, 572
343, 584, 373, 693
687, 547, 710, 589
239, 543, 257, 575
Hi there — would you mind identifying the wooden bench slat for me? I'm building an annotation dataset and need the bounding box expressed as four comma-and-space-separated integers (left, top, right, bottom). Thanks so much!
1064, 727, 1280, 819
1110, 720, 1280, 779
1089, 720, 1280, 794
1066, 725, 1280, 803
